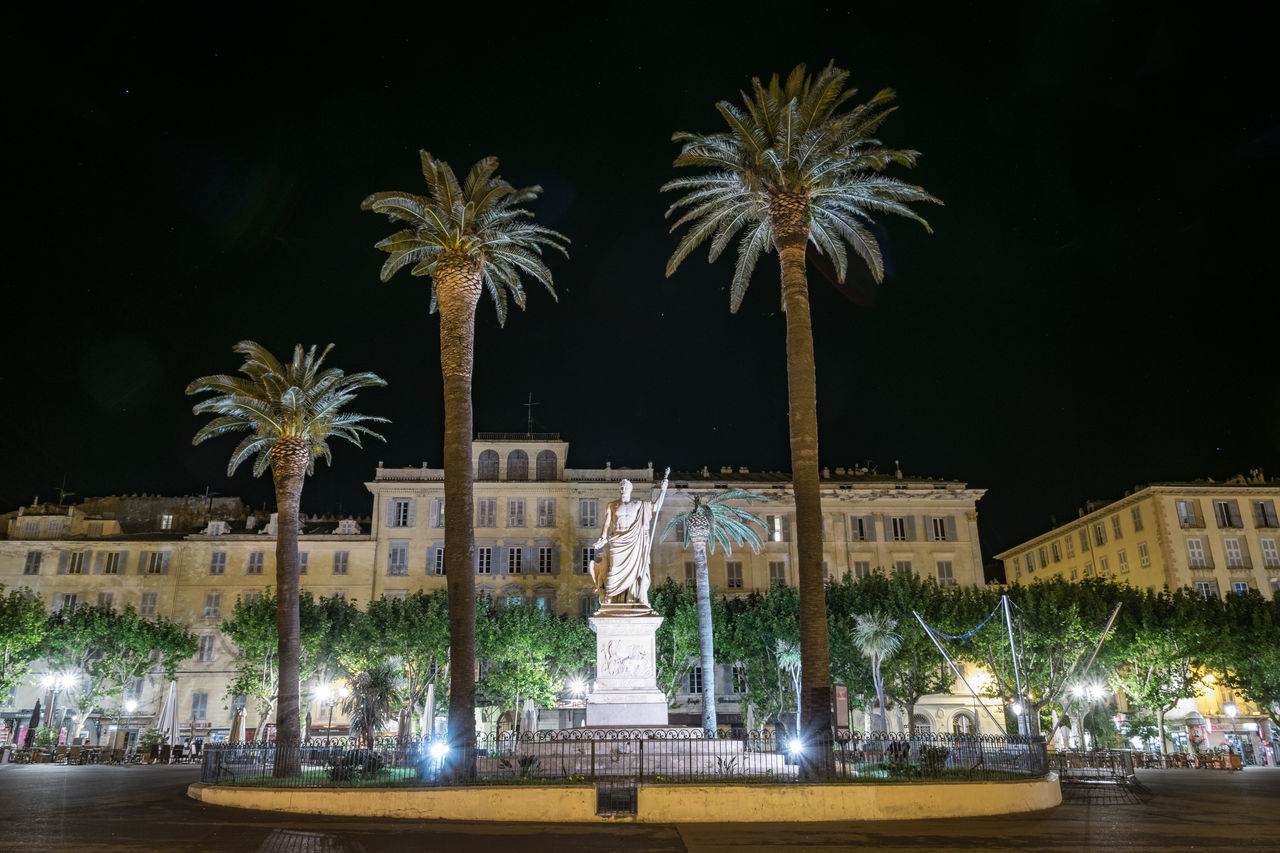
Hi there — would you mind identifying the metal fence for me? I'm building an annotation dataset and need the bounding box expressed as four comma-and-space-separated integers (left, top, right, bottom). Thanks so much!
200, 730, 1047, 788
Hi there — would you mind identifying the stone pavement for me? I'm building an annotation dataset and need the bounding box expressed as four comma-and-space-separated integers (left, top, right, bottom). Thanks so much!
0, 763, 1276, 852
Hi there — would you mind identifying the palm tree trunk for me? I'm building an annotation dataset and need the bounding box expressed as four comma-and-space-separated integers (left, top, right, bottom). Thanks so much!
436, 261, 481, 782
692, 540, 717, 733
776, 235, 834, 776
874, 663, 888, 733
269, 445, 307, 777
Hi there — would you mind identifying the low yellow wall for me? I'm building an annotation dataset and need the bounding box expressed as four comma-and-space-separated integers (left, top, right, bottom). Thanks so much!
189, 775, 1060, 823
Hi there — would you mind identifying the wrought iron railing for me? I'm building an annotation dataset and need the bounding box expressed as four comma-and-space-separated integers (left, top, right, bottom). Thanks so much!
199, 730, 1047, 788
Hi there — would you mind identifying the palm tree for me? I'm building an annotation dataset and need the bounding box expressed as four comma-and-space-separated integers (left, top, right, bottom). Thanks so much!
852, 611, 901, 734
661, 489, 768, 732
187, 341, 386, 775
663, 63, 940, 763
342, 661, 404, 750
362, 152, 567, 779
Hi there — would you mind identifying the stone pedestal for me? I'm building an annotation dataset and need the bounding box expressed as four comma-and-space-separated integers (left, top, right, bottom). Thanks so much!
586, 612, 669, 727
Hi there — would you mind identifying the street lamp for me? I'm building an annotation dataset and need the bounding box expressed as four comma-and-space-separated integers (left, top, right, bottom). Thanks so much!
318, 682, 349, 747
1224, 702, 1238, 755
41, 672, 75, 730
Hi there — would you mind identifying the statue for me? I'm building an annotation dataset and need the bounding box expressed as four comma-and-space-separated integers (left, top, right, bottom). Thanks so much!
592, 469, 669, 609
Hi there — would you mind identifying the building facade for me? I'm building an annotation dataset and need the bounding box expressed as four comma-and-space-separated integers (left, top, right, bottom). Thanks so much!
1, 433, 994, 744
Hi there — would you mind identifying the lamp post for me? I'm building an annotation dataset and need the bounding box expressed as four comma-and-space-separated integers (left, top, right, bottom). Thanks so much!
40, 672, 74, 731
318, 683, 349, 747
1224, 701, 1238, 755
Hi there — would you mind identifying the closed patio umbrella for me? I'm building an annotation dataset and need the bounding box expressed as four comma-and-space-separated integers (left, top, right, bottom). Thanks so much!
229, 707, 245, 743
24, 701, 41, 747
304, 710, 313, 743
156, 681, 179, 760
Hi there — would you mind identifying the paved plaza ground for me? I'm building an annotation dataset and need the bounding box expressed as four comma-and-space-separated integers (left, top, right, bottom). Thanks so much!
0, 762, 1276, 852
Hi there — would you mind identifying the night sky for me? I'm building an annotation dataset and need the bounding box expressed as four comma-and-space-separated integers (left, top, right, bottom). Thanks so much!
6, 3, 1276, 563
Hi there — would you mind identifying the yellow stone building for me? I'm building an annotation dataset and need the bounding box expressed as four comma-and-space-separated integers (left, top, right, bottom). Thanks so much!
1, 433, 994, 744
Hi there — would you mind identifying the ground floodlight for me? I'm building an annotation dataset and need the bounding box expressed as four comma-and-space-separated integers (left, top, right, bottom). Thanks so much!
430, 742, 449, 760
788, 738, 804, 755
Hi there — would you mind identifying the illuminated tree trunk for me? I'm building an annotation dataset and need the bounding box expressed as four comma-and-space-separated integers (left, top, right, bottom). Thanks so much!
690, 532, 717, 733
269, 438, 308, 777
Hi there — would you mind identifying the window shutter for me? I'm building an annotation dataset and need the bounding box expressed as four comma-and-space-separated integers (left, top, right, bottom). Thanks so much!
385, 500, 397, 528
159, 552, 170, 574
946, 516, 959, 541
883, 517, 894, 541
865, 517, 877, 542
1193, 499, 1204, 526
497, 547, 507, 574
407, 499, 418, 528
552, 544, 561, 576
52, 593, 63, 610
925, 517, 936, 542
427, 547, 436, 573
526, 547, 536, 572
782, 516, 792, 542
137, 551, 148, 575
906, 517, 917, 541
60, 552, 72, 574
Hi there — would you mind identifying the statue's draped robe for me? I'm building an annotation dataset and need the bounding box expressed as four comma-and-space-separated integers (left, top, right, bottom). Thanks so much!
601, 498, 655, 603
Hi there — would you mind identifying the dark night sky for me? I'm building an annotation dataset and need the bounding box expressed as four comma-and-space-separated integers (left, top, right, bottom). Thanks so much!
4, 3, 1277, 560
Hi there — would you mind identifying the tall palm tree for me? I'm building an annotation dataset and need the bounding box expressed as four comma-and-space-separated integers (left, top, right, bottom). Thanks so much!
362, 152, 567, 779
661, 488, 769, 732
187, 341, 386, 775
342, 660, 404, 750
664, 63, 940, 765
852, 610, 901, 734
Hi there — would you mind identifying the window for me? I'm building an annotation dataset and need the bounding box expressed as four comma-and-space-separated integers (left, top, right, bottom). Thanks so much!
534, 589, 555, 611
246, 552, 264, 575
159, 514, 174, 531
204, 593, 221, 619
1254, 501, 1279, 528
1224, 538, 1247, 568
1099, 556, 1110, 577
389, 498, 415, 528
1070, 568, 1078, 580
1079, 529, 1090, 551
209, 552, 226, 575
579, 547, 595, 575
769, 561, 787, 586
1093, 523, 1107, 547
1262, 539, 1280, 568
106, 552, 124, 574
891, 517, 909, 541
1194, 581, 1220, 600
1131, 507, 1144, 532
535, 450, 557, 481
1118, 549, 1129, 573
97, 592, 114, 607
536, 498, 556, 527
538, 546, 554, 574
1138, 542, 1151, 567
579, 592, 597, 618
766, 514, 792, 542
731, 664, 748, 694
685, 561, 695, 583
506, 450, 529, 481
580, 499, 598, 529
726, 562, 743, 589
1187, 539, 1208, 568
1213, 500, 1243, 528
1050, 542, 1062, 563
823, 560, 830, 580
128, 678, 145, 702
1111, 515, 1123, 539
385, 590, 408, 602
191, 691, 208, 721
1083, 562, 1094, 578
671, 520, 686, 543
299, 552, 308, 575
1176, 500, 1199, 528
894, 560, 913, 574
932, 517, 950, 541
434, 549, 446, 575
508, 499, 526, 527
140, 593, 157, 618
850, 516, 869, 542
686, 666, 703, 695
430, 498, 445, 528
936, 561, 956, 588
197, 635, 216, 662
477, 498, 497, 527
504, 589, 524, 607
853, 561, 871, 581
1037, 546, 1049, 568
388, 542, 409, 575
1065, 536, 1075, 558
1013, 557, 1021, 578
477, 547, 493, 575
1025, 551, 1036, 572
23, 552, 42, 575
477, 449, 499, 481
244, 592, 261, 605
1232, 582, 1250, 596
508, 548, 523, 574
333, 551, 349, 574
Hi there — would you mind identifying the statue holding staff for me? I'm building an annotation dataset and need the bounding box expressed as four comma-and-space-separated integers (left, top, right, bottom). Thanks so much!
592, 468, 669, 609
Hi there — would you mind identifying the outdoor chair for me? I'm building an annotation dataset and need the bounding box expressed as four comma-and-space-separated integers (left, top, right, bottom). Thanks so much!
67, 746, 82, 764
53, 746, 69, 764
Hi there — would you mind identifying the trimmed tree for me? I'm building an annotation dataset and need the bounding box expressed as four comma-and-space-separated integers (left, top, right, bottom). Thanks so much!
664, 62, 940, 769
851, 610, 901, 734
661, 489, 769, 732
0, 585, 49, 698
363, 152, 566, 779
188, 341, 386, 774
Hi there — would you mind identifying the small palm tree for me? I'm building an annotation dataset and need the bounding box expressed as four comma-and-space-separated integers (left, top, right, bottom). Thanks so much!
363, 152, 567, 780
852, 611, 901, 734
662, 489, 768, 732
187, 341, 386, 775
342, 661, 404, 750
665, 63, 939, 759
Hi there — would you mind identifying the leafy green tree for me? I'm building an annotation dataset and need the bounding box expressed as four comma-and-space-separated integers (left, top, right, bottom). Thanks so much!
664, 62, 940, 761
851, 610, 900, 734
0, 585, 48, 697
661, 489, 768, 730
650, 579, 706, 704
41, 603, 196, 736
342, 660, 403, 749
477, 601, 593, 735
221, 590, 344, 741
363, 153, 567, 776
1209, 589, 1280, 731
188, 341, 386, 774
722, 584, 801, 735
340, 591, 451, 736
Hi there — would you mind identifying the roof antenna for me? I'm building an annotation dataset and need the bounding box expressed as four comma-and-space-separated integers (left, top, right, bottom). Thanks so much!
57, 474, 76, 506
523, 392, 540, 436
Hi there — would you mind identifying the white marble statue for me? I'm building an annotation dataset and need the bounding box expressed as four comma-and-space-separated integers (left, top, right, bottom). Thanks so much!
592, 469, 669, 609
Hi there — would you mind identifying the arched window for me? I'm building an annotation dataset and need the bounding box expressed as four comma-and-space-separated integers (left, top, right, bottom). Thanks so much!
477, 450, 499, 481
506, 450, 529, 481
912, 714, 932, 734
952, 711, 975, 735
535, 450, 557, 481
